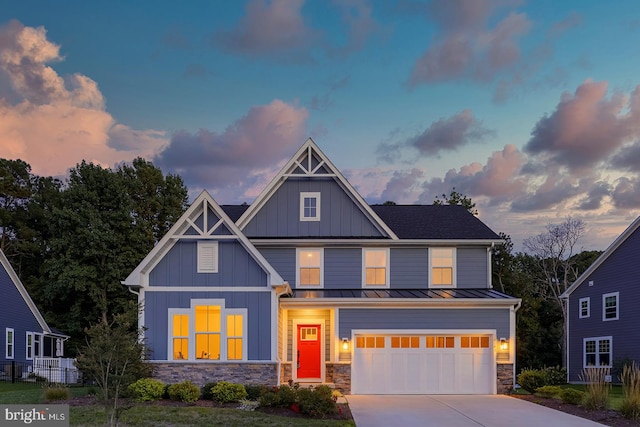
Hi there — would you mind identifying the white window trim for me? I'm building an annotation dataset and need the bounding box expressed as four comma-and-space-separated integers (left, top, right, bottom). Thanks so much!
197, 241, 219, 273
602, 292, 619, 321
296, 248, 324, 288
362, 248, 390, 288
300, 192, 321, 222
579, 297, 590, 319
583, 336, 612, 368
428, 247, 457, 288
33, 333, 42, 358
6, 328, 14, 360
167, 299, 248, 362
26, 332, 34, 361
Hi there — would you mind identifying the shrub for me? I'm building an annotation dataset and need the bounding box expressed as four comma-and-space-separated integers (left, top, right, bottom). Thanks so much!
43, 385, 71, 401
620, 361, 640, 419
244, 384, 267, 400
200, 382, 217, 400
296, 385, 338, 418
127, 378, 165, 402
517, 369, 548, 393
168, 380, 200, 403
211, 381, 248, 403
559, 388, 584, 405
580, 367, 610, 410
543, 366, 567, 385
535, 385, 562, 398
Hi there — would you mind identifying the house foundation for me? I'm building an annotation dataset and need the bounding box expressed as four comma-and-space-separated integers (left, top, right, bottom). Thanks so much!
152, 362, 278, 387
497, 363, 514, 394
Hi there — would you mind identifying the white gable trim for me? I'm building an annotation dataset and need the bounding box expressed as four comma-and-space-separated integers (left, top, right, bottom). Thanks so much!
236, 138, 398, 239
123, 190, 285, 288
562, 216, 640, 298
0, 249, 51, 335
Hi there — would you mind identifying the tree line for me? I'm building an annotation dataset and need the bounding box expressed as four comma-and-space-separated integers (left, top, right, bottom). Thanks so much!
1, 162, 601, 368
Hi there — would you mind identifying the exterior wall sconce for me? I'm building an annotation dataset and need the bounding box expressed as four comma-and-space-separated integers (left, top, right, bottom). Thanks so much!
499, 338, 508, 351
341, 338, 349, 351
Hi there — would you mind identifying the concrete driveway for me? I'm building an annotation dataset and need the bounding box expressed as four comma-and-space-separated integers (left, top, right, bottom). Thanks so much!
347, 395, 605, 427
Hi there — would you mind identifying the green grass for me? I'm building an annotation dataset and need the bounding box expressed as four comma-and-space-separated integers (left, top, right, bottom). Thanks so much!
516, 383, 624, 410
0, 383, 354, 426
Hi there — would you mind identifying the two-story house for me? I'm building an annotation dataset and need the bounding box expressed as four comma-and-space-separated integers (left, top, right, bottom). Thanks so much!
123, 139, 521, 394
561, 216, 640, 382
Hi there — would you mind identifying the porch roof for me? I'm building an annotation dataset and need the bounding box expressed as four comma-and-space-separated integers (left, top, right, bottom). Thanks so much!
286, 288, 514, 299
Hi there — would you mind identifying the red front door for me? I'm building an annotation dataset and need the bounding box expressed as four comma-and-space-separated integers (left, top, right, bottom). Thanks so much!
297, 324, 321, 379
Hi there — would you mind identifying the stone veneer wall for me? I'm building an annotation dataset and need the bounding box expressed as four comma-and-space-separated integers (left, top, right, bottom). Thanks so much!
497, 363, 514, 394
329, 363, 351, 394
153, 363, 278, 387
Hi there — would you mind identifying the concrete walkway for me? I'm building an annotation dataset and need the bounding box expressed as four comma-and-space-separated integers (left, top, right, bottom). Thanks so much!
347, 395, 606, 427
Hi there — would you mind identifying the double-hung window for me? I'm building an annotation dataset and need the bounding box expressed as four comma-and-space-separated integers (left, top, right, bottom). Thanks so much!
602, 292, 619, 321
169, 300, 246, 362
579, 297, 590, 319
26, 332, 34, 360
300, 192, 320, 221
363, 248, 389, 287
5, 328, 14, 359
297, 248, 323, 287
584, 337, 612, 367
430, 248, 455, 287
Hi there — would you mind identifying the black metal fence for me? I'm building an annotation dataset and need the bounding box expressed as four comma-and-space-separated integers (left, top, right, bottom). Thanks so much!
0, 360, 83, 385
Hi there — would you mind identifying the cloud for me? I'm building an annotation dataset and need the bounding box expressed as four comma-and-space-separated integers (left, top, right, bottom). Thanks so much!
408, 0, 530, 87
211, 0, 321, 62
524, 80, 640, 171
612, 176, 640, 209
378, 168, 424, 203
0, 20, 168, 177
577, 180, 611, 210
154, 99, 308, 199
330, 0, 384, 57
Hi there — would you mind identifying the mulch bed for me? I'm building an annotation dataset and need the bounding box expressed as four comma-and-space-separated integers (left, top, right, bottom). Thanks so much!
512, 394, 639, 427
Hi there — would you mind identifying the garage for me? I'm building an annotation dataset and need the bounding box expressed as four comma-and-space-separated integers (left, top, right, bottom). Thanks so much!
351, 333, 495, 394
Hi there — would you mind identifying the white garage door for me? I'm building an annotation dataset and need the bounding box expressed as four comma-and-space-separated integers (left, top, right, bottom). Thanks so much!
352, 334, 494, 394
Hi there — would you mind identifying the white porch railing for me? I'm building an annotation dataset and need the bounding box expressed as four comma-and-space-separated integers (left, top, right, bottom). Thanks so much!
33, 357, 80, 383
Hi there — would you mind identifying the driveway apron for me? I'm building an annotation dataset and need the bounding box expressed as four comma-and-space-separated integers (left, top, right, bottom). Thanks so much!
347, 395, 606, 427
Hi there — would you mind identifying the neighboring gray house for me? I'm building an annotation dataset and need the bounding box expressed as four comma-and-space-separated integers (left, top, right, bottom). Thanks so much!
1, 248, 68, 377
123, 138, 521, 394
561, 216, 640, 382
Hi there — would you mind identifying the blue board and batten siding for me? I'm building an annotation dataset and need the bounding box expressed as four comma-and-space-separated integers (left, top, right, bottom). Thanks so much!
259, 247, 489, 289
144, 291, 273, 360
150, 241, 268, 287
243, 178, 384, 238
338, 308, 511, 339
0, 263, 42, 363
567, 228, 640, 382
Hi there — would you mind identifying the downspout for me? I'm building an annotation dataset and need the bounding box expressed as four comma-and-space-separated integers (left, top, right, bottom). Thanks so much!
488, 243, 494, 289
273, 282, 292, 385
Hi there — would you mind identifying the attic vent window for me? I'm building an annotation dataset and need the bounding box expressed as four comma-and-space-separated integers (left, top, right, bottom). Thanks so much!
300, 192, 320, 221
197, 241, 219, 273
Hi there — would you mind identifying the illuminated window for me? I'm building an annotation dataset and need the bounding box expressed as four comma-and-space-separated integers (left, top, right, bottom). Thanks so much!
363, 249, 389, 287
430, 248, 455, 287
461, 336, 490, 348
356, 336, 385, 348
391, 336, 420, 348
300, 192, 320, 221
195, 305, 221, 360
426, 336, 455, 348
226, 314, 243, 360
297, 249, 323, 287
172, 314, 189, 360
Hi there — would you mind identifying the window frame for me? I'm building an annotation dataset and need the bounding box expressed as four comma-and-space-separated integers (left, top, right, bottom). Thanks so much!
429, 247, 456, 288
6, 328, 14, 360
26, 332, 34, 360
300, 192, 321, 222
197, 241, 219, 273
362, 248, 390, 288
167, 300, 247, 362
583, 336, 612, 368
296, 248, 324, 288
602, 292, 619, 321
579, 297, 590, 319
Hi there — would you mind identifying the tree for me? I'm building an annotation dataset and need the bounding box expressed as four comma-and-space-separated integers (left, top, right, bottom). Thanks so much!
0, 159, 35, 254
433, 187, 478, 215
523, 216, 586, 365
75, 310, 152, 426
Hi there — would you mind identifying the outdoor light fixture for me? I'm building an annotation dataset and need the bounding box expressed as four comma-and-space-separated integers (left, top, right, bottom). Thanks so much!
499, 338, 508, 351
342, 338, 349, 351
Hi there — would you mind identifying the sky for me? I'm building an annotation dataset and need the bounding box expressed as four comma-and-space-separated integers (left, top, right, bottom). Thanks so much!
2, 0, 640, 253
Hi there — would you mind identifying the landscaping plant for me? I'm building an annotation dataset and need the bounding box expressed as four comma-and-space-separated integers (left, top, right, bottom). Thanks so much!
168, 380, 200, 403
534, 385, 562, 398
620, 361, 640, 419
127, 378, 165, 402
580, 367, 610, 410
42, 385, 71, 402
210, 381, 248, 403
517, 368, 549, 393
559, 388, 585, 405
